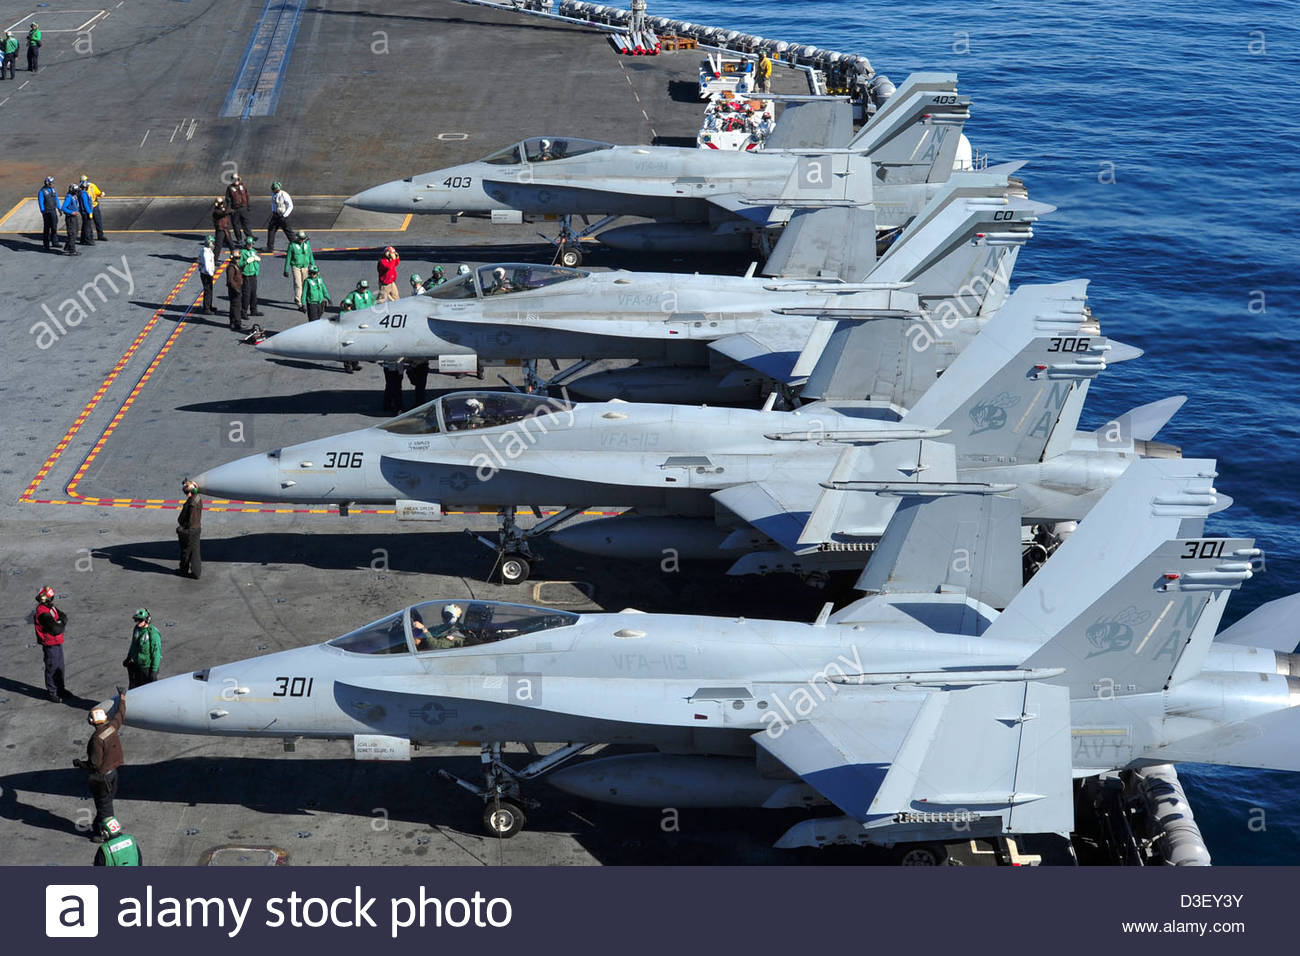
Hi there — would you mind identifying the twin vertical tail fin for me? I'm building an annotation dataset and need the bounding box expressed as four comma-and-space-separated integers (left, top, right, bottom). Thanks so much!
984, 457, 1261, 697
861, 173, 1053, 319
901, 280, 1107, 465
847, 72, 971, 185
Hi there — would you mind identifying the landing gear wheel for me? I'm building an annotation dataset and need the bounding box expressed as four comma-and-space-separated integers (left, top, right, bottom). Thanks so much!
558, 245, 583, 268
498, 553, 531, 585
483, 799, 526, 838
892, 843, 948, 867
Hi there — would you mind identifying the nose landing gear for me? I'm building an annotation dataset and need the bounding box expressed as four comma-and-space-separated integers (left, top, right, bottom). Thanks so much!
439, 741, 595, 838
466, 505, 589, 584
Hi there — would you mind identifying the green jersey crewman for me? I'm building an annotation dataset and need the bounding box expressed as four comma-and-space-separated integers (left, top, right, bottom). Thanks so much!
283, 231, 316, 309
123, 608, 161, 688
338, 279, 373, 372
302, 265, 330, 322
238, 237, 263, 317
26, 23, 40, 73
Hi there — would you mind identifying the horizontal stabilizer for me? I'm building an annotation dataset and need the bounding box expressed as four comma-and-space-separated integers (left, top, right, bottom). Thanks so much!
754, 682, 1073, 835
712, 481, 813, 553
765, 99, 855, 150
1143, 705, 1300, 773
761, 206, 877, 281
799, 317, 946, 407
855, 492, 1022, 608
1214, 592, 1300, 652
1096, 395, 1187, 443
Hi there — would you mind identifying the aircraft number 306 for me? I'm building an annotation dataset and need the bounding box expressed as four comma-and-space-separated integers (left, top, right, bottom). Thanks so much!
1047, 337, 1091, 352
443, 177, 473, 188
273, 677, 314, 697
323, 451, 363, 468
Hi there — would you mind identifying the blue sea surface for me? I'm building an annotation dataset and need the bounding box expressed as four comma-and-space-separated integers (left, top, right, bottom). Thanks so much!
652, 0, 1300, 863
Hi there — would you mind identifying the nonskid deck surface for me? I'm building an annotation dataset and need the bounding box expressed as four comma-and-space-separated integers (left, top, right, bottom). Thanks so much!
0, 0, 885, 866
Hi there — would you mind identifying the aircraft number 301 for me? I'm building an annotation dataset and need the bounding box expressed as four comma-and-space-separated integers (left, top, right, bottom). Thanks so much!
323, 451, 364, 468
1181, 540, 1227, 560
273, 677, 314, 697
443, 176, 472, 188
1047, 337, 1091, 352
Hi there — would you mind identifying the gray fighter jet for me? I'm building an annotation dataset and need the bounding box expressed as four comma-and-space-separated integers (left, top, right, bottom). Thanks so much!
344, 73, 972, 264
125, 456, 1297, 850
196, 280, 1170, 586
260, 173, 1047, 405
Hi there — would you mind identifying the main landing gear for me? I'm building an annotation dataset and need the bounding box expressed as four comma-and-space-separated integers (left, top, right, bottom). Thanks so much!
466, 505, 588, 584
541, 214, 620, 269
439, 742, 594, 838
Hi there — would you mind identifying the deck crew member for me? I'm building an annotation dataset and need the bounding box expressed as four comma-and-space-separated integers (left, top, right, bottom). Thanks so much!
239, 237, 263, 316
756, 52, 772, 94
123, 609, 162, 688
1, 31, 17, 80
33, 586, 68, 702
224, 253, 245, 330
25, 23, 40, 72
284, 231, 315, 309
265, 180, 294, 252
80, 175, 107, 240
37, 176, 59, 252
225, 173, 251, 243
76, 184, 96, 245
59, 185, 81, 255
73, 690, 127, 842
377, 246, 401, 302
198, 236, 217, 314
212, 197, 238, 258
177, 479, 202, 579
303, 265, 330, 322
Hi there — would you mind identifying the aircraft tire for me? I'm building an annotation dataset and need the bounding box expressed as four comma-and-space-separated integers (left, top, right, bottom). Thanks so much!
499, 553, 531, 585
484, 799, 527, 838
559, 246, 583, 268
891, 843, 948, 866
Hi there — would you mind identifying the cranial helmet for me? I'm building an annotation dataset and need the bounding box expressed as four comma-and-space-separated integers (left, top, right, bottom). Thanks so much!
271, 181, 282, 191
88, 708, 108, 726
133, 608, 150, 622
183, 479, 198, 494
410, 274, 423, 286
432, 265, 444, 276
358, 279, 369, 288
36, 586, 55, 604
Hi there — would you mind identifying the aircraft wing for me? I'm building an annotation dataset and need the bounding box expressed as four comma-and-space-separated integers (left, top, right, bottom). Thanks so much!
753, 681, 1074, 834
764, 99, 856, 150
1213, 592, 1300, 652
708, 322, 819, 382
760, 206, 878, 281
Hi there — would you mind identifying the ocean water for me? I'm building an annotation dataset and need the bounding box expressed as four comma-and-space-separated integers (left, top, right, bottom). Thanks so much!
651, 0, 1300, 863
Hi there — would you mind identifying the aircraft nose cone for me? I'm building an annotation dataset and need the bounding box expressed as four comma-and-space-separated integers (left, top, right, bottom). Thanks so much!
193, 453, 283, 502
256, 319, 339, 360
345, 181, 408, 213
125, 673, 209, 735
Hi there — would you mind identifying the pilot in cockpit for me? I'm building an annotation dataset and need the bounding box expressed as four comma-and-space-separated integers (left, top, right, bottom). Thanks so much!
485, 267, 519, 295
412, 604, 467, 651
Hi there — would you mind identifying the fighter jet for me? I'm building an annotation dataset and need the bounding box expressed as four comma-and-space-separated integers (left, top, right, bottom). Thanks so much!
125, 456, 1297, 853
196, 280, 1169, 586
345, 73, 973, 265
260, 173, 1048, 405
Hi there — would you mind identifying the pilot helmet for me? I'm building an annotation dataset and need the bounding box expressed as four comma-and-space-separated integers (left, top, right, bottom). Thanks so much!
457, 264, 470, 276
466, 398, 485, 415
492, 267, 506, 280
442, 604, 463, 624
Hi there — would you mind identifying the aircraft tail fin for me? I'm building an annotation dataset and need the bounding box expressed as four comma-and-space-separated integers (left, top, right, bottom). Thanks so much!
901, 280, 1106, 464
862, 174, 1053, 318
847, 72, 971, 185
984, 457, 1261, 697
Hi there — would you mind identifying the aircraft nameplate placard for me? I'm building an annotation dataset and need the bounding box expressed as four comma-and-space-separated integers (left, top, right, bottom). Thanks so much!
397, 500, 444, 522
354, 735, 412, 761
